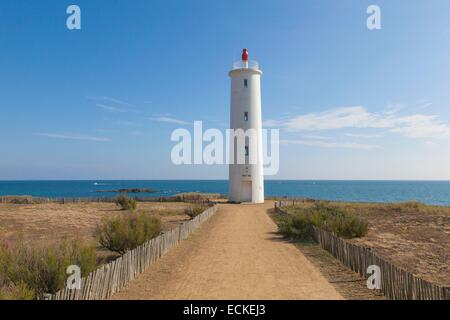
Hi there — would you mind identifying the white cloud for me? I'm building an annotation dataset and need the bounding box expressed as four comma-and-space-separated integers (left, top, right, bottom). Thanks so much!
34, 133, 111, 142
263, 119, 284, 127
415, 99, 433, 110
88, 96, 133, 107
89, 96, 137, 113
302, 135, 332, 140
267, 105, 450, 140
283, 106, 396, 131
103, 97, 132, 107
150, 116, 192, 125
384, 103, 406, 115
281, 139, 380, 150
116, 120, 139, 126
424, 141, 438, 148
344, 133, 382, 139
392, 114, 450, 139
96, 103, 127, 113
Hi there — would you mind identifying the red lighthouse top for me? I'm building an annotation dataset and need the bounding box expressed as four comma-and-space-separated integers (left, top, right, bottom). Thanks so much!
242, 48, 249, 61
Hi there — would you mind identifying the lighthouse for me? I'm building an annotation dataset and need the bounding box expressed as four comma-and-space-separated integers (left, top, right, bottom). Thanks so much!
228, 49, 264, 204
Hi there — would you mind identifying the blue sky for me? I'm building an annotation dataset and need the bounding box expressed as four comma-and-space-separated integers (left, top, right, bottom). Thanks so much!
1, 0, 450, 180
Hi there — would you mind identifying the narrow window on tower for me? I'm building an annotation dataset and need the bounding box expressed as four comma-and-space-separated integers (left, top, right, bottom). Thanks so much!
245, 146, 249, 157
244, 79, 248, 88
244, 112, 248, 121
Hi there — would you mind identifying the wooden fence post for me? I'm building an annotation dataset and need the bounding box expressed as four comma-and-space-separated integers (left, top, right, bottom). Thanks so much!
46, 204, 218, 300
275, 202, 448, 301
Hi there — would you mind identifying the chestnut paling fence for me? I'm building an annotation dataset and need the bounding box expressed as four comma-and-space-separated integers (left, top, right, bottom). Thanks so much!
0, 195, 215, 204
275, 201, 450, 300
44, 205, 218, 300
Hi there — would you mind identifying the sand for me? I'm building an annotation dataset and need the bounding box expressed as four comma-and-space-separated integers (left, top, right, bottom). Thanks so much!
349, 205, 450, 285
112, 202, 343, 300
0, 202, 192, 246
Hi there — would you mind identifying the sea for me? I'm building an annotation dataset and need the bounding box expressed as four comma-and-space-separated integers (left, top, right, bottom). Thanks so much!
0, 180, 450, 206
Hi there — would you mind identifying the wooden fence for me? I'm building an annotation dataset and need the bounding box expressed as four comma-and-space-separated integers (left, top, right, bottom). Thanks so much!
0, 195, 214, 204
275, 202, 450, 300
44, 205, 218, 300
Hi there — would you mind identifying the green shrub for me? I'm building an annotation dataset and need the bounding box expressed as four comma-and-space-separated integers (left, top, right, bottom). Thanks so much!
279, 203, 368, 240
0, 282, 35, 300
95, 212, 162, 254
184, 205, 207, 219
309, 204, 368, 238
320, 212, 368, 238
115, 195, 137, 212
0, 238, 97, 299
279, 212, 314, 241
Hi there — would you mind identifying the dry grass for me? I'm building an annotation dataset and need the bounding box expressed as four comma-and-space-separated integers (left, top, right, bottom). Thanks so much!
0, 202, 194, 249
176, 192, 222, 199
294, 242, 386, 300
0, 201, 203, 299
281, 199, 450, 286
0, 237, 97, 299
95, 213, 162, 254
280, 203, 368, 239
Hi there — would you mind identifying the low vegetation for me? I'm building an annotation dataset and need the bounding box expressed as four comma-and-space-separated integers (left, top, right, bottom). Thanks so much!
278, 202, 368, 240
177, 192, 222, 202
114, 195, 137, 212
95, 212, 162, 254
0, 238, 97, 299
0, 281, 35, 300
184, 204, 208, 219
0, 199, 208, 299
0, 196, 33, 204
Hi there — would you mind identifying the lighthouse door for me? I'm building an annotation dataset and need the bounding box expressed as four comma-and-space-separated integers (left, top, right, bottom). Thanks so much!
241, 181, 252, 202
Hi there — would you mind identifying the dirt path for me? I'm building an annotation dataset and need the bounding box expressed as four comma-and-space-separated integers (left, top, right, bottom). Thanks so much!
112, 202, 343, 300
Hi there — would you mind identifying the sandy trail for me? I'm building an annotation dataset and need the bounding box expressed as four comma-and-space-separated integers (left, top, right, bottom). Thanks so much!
112, 202, 343, 300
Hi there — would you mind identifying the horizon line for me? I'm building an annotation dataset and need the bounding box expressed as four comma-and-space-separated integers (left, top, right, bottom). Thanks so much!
1, 179, 450, 182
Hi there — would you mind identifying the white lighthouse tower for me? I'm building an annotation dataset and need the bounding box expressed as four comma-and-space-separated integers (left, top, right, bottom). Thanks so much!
228, 49, 264, 204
